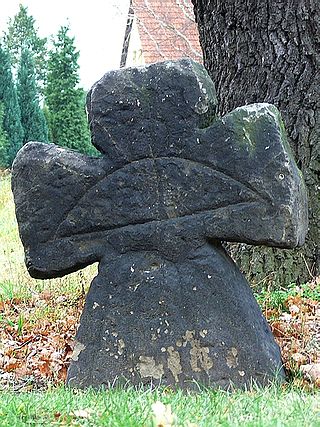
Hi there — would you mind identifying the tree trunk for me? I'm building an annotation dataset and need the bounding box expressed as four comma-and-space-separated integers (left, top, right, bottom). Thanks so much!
192, 0, 319, 288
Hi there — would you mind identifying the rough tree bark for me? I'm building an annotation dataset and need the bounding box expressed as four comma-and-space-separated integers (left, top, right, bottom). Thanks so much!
192, 0, 319, 288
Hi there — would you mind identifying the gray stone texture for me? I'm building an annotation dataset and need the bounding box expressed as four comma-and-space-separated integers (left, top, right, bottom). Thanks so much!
12, 59, 308, 389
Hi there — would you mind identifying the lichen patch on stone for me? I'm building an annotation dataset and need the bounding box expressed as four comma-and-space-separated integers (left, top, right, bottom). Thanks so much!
167, 346, 182, 382
226, 347, 239, 368
71, 341, 86, 362
137, 356, 164, 379
183, 330, 213, 373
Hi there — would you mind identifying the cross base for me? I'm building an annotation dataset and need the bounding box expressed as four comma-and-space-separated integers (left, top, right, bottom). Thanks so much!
67, 242, 284, 390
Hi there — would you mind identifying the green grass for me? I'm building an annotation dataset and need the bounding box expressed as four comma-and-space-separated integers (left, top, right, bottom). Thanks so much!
0, 385, 319, 427
0, 172, 96, 303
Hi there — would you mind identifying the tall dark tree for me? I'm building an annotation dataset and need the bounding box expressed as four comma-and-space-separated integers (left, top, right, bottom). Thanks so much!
0, 44, 24, 167
3, 4, 47, 94
45, 25, 95, 155
17, 49, 48, 145
0, 103, 8, 163
192, 0, 319, 287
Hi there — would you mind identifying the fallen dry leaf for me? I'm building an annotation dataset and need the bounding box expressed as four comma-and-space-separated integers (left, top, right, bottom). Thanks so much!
72, 408, 93, 419
152, 401, 175, 427
290, 352, 308, 365
300, 363, 320, 386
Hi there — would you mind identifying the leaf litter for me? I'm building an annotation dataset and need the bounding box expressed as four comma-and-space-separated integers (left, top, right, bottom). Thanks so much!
0, 277, 319, 391
0, 290, 85, 391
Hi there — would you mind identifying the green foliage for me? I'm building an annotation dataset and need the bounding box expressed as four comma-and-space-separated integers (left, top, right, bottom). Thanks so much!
3, 4, 47, 94
0, 103, 9, 164
0, 44, 24, 168
42, 103, 53, 142
45, 25, 97, 156
299, 281, 320, 300
17, 48, 48, 144
255, 281, 320, 312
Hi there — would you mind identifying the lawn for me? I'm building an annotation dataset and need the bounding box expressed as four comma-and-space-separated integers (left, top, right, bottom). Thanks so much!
1, 385, 320, 426
0, 171, 320, 426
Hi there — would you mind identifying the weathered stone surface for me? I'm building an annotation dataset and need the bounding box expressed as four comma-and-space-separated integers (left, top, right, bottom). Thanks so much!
67, 244, 283, 389
12, 59, 308, 389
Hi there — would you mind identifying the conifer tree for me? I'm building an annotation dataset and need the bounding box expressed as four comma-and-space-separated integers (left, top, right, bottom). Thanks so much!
0, 103, 9, 165
45, 25, 95, 156
3, 4, 47, 94
0, 43, 24, 167
17, 49, 48, 145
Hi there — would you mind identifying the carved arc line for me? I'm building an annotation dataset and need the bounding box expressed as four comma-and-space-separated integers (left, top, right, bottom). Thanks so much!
52, 155, 270, 239
54, 200, 260, 241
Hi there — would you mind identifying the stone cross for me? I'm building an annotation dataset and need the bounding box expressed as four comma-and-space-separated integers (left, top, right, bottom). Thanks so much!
12, 59, 308, 390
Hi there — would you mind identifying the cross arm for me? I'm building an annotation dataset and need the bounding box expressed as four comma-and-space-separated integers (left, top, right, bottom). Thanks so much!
11, 142, 108, 278
195, 103, 308, 248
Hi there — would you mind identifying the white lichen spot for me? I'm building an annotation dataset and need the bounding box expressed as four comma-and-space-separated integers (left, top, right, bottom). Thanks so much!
161, 347, 166, 352
207, 274, 212, 279
92, 302, 100, 310
71, 341, 85, 362
238, 370, 245, 377
133, 283, 141, 292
